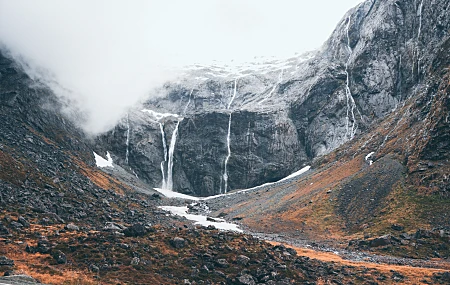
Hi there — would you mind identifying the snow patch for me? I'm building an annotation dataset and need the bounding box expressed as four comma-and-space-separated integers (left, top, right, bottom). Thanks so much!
279, 166, 311, 182
365, 152, 375, 165
159, 206, 242, 232
93, 151, 114, 168
154, 188, 200, 201
155, 166, 311, 201
142, 109, 181, 122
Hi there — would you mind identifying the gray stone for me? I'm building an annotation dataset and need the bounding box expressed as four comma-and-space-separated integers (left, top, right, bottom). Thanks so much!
236, 255, 250, 265
170, 237, 186, 249
237, 274, 256, 285
0, 256, 14, 266
65, 223, 79, 231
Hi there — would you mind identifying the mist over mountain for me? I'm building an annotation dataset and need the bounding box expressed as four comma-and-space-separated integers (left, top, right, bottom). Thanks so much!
0, 0, 362, 134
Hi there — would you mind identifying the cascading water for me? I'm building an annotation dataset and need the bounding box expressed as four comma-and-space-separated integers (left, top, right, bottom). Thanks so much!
184, 88, 194, 115
166, 121, 180, 191
222, 79, 238, 193
343, 15, 360, 140
159, 123, 168, 189
159, 121, 182, 191
125, 113, 130, 164
223, 113, 232, 193
416, 0, 424, 77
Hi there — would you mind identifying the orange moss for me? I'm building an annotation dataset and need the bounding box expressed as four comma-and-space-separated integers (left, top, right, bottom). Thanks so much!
269, 241, 450, 285
72, 156, 127, 195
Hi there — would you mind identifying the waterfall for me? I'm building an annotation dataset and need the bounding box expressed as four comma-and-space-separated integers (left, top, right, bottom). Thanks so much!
417, 0, 424, 77
223, 113, 232, 193
159, 123, 168, 189
343, 15, 359, 140
183, 88, 194, 115
125, 113, 130, 164
227, 79, 238, 109
159, 123, 168, 162
166, 121, 180, 191
222, 79, 238, 193
159, 121, 181, 191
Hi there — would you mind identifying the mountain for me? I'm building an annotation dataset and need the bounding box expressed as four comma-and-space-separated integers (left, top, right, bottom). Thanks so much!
97, 0, 450, 197
1, 0, 450, 284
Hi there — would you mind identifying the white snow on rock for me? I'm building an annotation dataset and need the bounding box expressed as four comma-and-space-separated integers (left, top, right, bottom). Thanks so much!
159, 206, 242, 232
365, 152, 375, 165
154, 188, 200, 201
93, 151, 114, 168
154, 165, 311, 201
141, 109, 181, 122
279, 166, 311, 182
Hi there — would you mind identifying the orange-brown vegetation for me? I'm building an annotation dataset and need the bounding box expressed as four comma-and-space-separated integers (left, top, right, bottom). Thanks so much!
269, 241, 449, 285
72, 156, 127, 195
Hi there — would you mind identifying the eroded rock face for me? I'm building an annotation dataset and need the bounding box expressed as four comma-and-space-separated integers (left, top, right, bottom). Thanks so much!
97, 0, 450, 196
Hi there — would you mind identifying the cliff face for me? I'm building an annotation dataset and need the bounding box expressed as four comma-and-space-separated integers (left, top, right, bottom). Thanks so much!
98, 0, 450, 196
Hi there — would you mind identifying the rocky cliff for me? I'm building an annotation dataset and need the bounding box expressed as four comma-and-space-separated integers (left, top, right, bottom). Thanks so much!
97, 0, 450, 196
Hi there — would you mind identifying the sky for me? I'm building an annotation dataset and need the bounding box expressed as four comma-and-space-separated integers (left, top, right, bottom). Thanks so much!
0, 0, 363, 134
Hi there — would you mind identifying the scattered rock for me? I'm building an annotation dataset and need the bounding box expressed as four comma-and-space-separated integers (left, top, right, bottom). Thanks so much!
17, 216, 30, 228
36, 238, 52, 254
215, 258, 229, 268
237, 274, 256, 285
124, 223, 147, 237
131, 257, 140, 265
0, 256, 14, 266
89, 264, 100, 273
391, 224, 404, 231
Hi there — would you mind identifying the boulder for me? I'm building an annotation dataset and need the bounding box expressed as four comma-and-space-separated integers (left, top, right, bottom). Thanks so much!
170, 237, 186, 249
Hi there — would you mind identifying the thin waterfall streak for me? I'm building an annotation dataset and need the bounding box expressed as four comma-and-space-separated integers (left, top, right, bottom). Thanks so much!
160, 123, 168, 162
223, 113, 232, 194
228, 79, 238, 109
161, 161, 167, 189
125, 113, 130, 164
184, 88, 194, 115
344, 15, 358, 139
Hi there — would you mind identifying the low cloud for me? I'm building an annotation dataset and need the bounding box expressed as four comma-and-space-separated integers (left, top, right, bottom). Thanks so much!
0, 0, 362, 134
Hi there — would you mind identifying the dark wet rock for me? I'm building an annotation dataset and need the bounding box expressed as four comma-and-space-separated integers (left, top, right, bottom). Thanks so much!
9, 221, 23, 229
236, 255, 250, 266
0, 222, 9, 235
124, 223, 147, 237
0, 256, 14, 266
433, 271, 450, 283
237, 274, 256, 285
369, 235, 391, 247
36, 238, 52, 254
51, 250, 67, 264
391, 224, 404, 231
215, 258, 229, 268
89, 264, 100, 273
17, 216, 30, 228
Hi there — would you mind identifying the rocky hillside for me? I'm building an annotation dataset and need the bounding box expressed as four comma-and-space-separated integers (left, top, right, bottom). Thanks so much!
3, 46, 442, 285
205, 24, 450, 260
97, 0, 450, 196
